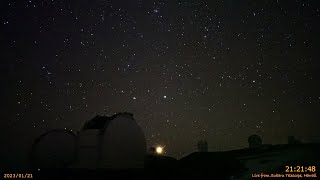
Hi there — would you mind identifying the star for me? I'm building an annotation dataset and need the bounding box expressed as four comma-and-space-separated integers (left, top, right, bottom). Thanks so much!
1, 0, 319, 163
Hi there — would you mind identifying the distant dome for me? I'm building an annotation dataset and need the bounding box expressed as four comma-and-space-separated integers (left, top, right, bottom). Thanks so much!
248, 134, 262, 148
197, 140, 208, 152
76, 112, 146, 169
30, 129, 77, 168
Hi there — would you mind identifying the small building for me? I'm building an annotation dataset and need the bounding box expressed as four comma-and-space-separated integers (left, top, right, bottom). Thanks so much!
197, 140, 208, 152
288, 136, 302, 144
248, 134, 262, 148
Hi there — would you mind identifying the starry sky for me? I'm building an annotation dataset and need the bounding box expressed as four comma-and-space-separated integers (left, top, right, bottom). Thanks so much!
1, 0, 320, 166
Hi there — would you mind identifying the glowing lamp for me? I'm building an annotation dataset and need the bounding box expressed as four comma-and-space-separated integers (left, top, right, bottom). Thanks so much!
155, 146, 164, 154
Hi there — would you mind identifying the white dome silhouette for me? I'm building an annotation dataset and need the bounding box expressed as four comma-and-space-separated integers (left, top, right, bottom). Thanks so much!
30, 112, 146, 169
30, 129, 77, 168
76, 112, 146, 169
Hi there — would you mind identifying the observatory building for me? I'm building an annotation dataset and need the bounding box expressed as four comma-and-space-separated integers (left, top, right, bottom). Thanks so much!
30, 112, 146, 169
30, 129, 77, 168
76, 112, 146, 169
248, 134, 262, 148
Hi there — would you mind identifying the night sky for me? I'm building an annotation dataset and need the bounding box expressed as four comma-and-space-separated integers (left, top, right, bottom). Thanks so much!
1, 0, 320, 167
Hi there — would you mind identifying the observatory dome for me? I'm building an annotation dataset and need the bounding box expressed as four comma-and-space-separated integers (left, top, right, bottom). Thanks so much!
30, 129, 77, 168
248, 134, 262, 148
76, 112, 146, 169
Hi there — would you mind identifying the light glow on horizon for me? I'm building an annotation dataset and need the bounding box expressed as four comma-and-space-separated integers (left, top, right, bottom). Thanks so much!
155, 146, 164, 154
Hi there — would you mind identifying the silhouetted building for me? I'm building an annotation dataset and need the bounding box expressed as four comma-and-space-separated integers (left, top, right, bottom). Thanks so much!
248, 134, 262, 148
76, 112, 146, 169
197, 140, 208, 152
30, 129, 77, 168
288, 136, 302, 144
30, 112, 146, 169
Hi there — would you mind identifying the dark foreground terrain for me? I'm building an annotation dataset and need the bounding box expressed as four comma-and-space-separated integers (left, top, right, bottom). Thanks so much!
2, 143, 320, 179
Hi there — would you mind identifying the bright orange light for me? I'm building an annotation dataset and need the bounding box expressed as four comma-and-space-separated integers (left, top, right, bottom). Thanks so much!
155, 146, 163, 154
